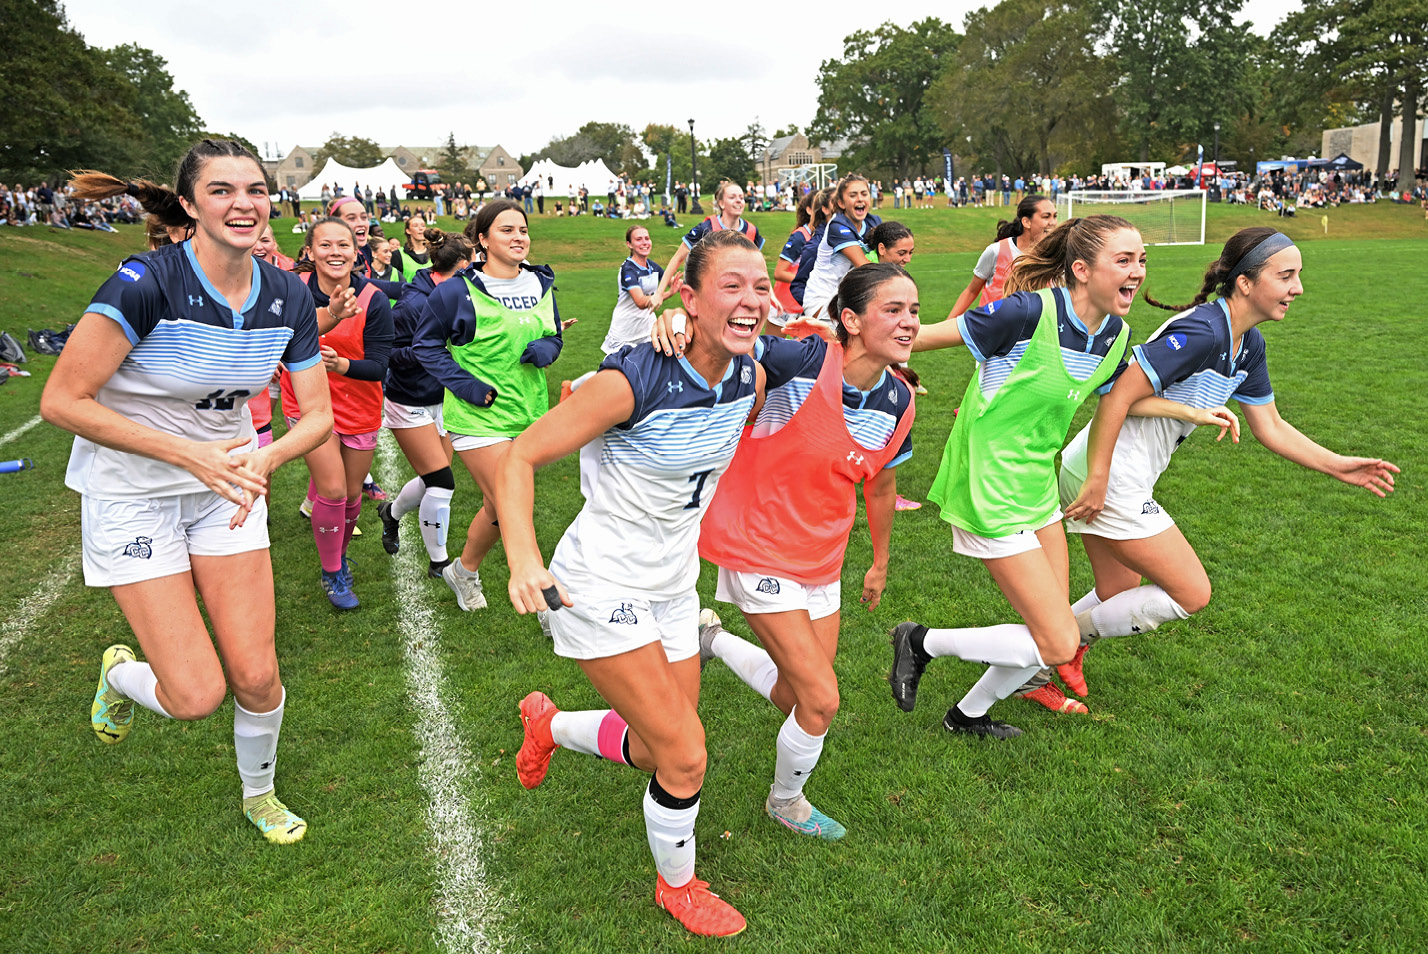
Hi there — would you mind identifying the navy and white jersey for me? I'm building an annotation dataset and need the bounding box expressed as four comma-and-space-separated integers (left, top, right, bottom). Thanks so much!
1062, 298, 1273, 488
802, 211, 883, 317
604, 256, 664, 354
550, 344, 759, 600
681, 216, 765, 251
68, 240, 320, 498
386, 268, 443, 406
957, 287, 1129, 401
789, 223, 826, 305
752, 335, 912, 467
778, 226, 811, 265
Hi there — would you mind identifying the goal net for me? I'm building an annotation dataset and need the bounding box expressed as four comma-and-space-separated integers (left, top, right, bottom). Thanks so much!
1054, 189, 1206, 246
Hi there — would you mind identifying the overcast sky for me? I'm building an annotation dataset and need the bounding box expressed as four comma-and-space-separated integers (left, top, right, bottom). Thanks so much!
62, 0, 1303, 161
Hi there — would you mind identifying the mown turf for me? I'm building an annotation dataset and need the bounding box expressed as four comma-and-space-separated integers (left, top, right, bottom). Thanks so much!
0, 203, 1424, 953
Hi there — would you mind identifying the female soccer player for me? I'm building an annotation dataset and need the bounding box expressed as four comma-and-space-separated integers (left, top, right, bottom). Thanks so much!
801, 175, 882, 320
651, 181, 764, 304
498, 230, 764, 938
45, 142, 331, 843
697, 263, 917, 840
413, 199, 564, 612
602, 225, 666, 355
1039, 226, 1398, 699
280, 217, 394, 609
771, 190, 817, 322
376, 226, 473, 576
252, 224, 295, 271
947, 194, 1057, 319
392, 213, 431, 282
888, 215, 1159, 736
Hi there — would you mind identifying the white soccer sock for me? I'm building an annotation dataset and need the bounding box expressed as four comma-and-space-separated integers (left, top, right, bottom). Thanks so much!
1070, 587, 1103, 616
770, 709, 825, 801
418, 486, 453, 562
921, 623, 1046, 669
234, 687, 286, 799
957, 663, 1043, 718
1084, 585, 1191, 641
391, 476, 425, 520
709, 629, 780, 702
644, 777, 699, 888
107, 660, 172, 718
551, 709, 606, 757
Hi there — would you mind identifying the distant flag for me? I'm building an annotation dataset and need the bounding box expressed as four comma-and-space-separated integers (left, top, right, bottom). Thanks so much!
1195, 144, 1205, 188
665, 155, 672, 204
943, 147, 953, 182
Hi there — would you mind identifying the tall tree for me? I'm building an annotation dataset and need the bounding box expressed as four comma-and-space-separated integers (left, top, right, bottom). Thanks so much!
311, 133, 384, 171
102, 43, 204, 178
437, 132, 467, 183
931, 0, 1118, 176
641, 123, 696, 183
809, 18, 962, 178
705, 137, 757, 188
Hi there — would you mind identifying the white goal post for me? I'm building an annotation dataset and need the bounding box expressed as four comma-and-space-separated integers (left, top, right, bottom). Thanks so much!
1055, 189, 1206, 246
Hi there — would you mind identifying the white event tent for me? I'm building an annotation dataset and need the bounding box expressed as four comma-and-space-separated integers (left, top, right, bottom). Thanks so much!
298, 157, 413, 200
519, 158, 620, 196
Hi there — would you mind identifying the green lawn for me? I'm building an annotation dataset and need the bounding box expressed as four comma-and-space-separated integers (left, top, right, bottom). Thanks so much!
0, 203, 1424, 953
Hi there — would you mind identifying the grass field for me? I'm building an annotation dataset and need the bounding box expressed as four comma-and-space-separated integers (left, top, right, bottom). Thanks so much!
1, 201, 1425, 953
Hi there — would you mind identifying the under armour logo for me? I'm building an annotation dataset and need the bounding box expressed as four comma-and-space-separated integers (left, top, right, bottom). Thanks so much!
1067, 389, 1082, 401
317, 526, 340, 533
421, 520, 443, 528
1220, 352, 1228, 361
188, 294, 204, 308
518, 315, 532, 324
667, 381, 683, 394
269, 298, 284, 316
846, 451, 865, 466
260, 761, 272, 770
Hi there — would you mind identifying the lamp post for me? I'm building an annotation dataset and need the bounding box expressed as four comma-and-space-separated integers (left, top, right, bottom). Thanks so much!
1213, 122, 1221, 173
688, 119, 703, 215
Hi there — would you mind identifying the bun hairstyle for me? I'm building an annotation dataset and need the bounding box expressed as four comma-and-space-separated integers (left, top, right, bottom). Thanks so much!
67, 139, 264, 239
1144, 226, 1283, 312
291, 217, 356, 275
464, 198, 525, 258
1003, 214, 1137, 295
424, 226, 475, 274
683, 229, 758, 291
995, 193, 1050, 241
809, 186, 836, 230
825, 262, 913, 346
867, 220, 912, 253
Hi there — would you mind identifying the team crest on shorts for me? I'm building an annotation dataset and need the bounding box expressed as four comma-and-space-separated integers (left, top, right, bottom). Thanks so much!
1141, 500, 1161, 515
608, 603, 638, 625
756, 577, 781, 595
120, 536, 153, 559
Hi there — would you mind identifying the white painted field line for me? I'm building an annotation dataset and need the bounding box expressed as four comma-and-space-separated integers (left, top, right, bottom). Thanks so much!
375, 432, 501, 953
0, 551, 78, 674
0, 414, 42, 449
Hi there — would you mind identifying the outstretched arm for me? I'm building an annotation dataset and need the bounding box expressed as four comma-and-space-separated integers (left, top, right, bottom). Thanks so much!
652, 241, 691, 302
947, 276, 987, 320
1242, 401, 1398, 496
911, 316, 966, 353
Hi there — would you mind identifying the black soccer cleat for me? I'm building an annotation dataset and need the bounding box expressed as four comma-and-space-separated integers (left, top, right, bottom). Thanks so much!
377, 500, 400, 555
943, 706, 1024, 740
888, 621, 930, 712
427, 558, 453, 580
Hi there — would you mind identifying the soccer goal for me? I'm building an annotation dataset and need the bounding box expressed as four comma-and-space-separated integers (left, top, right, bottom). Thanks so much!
1055, 189, 1206, 246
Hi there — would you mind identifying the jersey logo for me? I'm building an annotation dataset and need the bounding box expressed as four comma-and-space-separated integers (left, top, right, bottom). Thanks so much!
1067, 388, 1082, 401
518, 315, 532, 325
1166, 334, 1187, 351
740, 366, 752, 385
269, 298, 284, 317
117, 261, 146, 283
889, 387, 898, 405
119, 536, 153, 559
846, 451, 865, 466
608, 603, 638, 625
1142, 500, 1161, 515
667, 381, 683, 394
756, 577, 781, 595
188, 294, 204, 308
1220, 352, 1228, 362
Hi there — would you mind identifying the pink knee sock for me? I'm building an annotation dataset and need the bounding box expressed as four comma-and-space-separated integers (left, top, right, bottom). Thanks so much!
342, 496, 362, 552
312, 494, 346, 571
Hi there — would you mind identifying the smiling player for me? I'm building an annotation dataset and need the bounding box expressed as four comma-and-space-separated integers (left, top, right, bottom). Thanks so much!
800, 174, 882, 320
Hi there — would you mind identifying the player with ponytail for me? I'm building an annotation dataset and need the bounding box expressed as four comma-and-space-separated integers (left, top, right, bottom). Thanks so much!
46, 141, 332, 844
651, 180, 765, 305
947, 194, 1058, 319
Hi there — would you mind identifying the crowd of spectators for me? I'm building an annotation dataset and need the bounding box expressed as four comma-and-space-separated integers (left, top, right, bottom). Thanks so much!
1, 181, 143, 230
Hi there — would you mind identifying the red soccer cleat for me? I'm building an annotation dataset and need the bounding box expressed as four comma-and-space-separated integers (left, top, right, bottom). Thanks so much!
1057, 644, 1089, 697
1020, 681, 1089, 714
516, 691, 559, 789
655, 874, 747, 937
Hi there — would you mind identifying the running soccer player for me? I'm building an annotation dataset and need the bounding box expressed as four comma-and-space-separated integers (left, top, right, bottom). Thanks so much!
801, 175, 883, 320
887, 216, 1166, 736
376, 226, 473, 577
602, 225, 666, 355
947, 194, 1058, 319
499, 229, 764, 938
280, 217, 394, 609
46, 143, 332, 844
697, 263, 917, 840
392, 213, 431, 282
1034, 226, 1399, 700
771, 190, 817, 324
413, 199, 564, 612
651, 181, 765, 304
